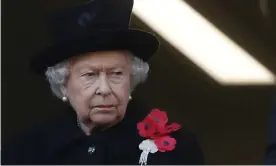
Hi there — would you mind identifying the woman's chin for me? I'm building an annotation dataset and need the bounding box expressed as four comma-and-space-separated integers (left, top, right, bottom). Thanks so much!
90, 113, 119, 125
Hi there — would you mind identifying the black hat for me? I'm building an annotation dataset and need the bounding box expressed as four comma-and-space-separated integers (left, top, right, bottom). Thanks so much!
30, 0, 160, 76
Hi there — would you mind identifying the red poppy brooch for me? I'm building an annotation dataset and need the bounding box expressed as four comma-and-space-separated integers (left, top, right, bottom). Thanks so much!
137, 109, 181, 165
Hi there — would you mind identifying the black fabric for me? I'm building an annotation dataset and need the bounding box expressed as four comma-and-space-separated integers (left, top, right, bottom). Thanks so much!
47, 0, 132, 42
1, 100, 204, 165
31, 29, 159, 76
265, 143, 276, 165
264, 95, 276, 165
30, 0, 159, 76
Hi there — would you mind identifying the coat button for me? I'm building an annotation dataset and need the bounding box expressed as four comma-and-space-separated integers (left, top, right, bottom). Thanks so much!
88, 146, 96, 154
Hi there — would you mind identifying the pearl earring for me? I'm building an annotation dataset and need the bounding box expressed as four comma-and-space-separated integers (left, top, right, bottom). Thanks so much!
129, 96, 132, 100
62, 96, 68, 102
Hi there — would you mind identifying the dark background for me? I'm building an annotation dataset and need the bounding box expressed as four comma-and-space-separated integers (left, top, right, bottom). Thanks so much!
2, 0, 276, 164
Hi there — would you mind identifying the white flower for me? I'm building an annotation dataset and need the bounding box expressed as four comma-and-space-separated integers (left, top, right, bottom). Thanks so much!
138, 139, 158, 165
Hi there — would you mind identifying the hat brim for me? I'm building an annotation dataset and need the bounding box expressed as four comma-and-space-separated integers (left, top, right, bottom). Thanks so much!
30, 29, 160, 76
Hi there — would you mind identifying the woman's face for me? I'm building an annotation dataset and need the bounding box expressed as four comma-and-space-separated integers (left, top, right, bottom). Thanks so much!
64, 51, 132, 128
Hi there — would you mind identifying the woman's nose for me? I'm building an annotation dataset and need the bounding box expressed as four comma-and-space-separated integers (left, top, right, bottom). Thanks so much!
96, 74, 112, 96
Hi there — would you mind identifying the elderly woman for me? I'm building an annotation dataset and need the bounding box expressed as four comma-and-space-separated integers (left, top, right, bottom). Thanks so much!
2, 0, 204, 165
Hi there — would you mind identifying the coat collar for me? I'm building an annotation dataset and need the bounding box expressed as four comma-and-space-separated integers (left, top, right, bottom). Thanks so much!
44, 99, 150, 158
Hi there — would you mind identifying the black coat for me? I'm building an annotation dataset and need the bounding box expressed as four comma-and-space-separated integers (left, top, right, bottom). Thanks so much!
1, 100, 204, 165
264, 99, 276, 165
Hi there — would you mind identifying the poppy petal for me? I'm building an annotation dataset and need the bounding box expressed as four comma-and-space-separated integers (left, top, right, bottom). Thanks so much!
137, 118, 157, 138
154, 136, 177, 152
149, 109, 168, 126
165, 123, 181, 133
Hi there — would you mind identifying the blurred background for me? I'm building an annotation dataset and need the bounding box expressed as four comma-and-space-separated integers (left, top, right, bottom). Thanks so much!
2, 0, 276, 164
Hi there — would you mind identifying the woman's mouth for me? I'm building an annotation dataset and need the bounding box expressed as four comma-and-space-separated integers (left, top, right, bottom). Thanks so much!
94, 105, 115, 111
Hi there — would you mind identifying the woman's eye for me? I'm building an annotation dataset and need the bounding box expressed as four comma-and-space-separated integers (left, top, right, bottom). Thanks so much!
112, 71, 123, 76
82, 72, 96, 77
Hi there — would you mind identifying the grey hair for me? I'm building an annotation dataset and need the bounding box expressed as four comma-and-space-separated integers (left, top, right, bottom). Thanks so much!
45, 52, 149, 99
